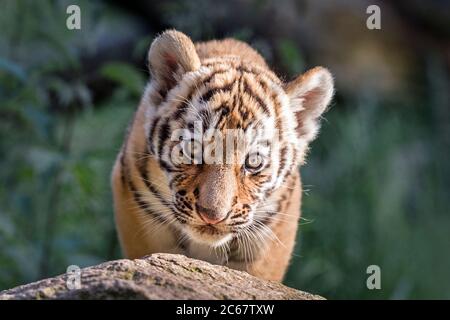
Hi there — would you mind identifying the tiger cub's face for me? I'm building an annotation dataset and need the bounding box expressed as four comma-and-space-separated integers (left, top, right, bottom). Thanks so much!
144, 31, 333, 247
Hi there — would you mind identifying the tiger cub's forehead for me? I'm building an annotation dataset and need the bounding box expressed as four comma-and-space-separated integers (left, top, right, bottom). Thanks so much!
158, 58, 287, 134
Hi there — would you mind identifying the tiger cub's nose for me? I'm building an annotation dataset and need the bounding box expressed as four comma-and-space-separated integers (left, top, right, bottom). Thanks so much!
196, 204, 228, 225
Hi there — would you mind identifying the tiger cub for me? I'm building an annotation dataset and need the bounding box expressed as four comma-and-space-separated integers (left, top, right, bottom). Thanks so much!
112, 30, 334, 281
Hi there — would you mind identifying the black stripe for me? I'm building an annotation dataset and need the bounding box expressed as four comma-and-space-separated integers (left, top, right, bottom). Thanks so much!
199, 82, 234, 104
202, 68, 230, 85
231, 212, 244, 219
182, 200, 193, 211
253, 175, 271, 187
134, 148, 174, 210
242, 79, 271, 116
284, 148, 298, 178
277, 146, 289, 178
148, 116, 160, 154
271, 92, 283, 133
157, 120, 171, 157
119, 150, 126, 186
172, 101, 189, 119
133, 150, 187, 224
159, 159, 179, 173
157, 85, 168, 103
258, 76, 283, 133
127, 177, 166, 224
164, 69, 229, 120
229, 220, 248, 226
169, 173, 184, 189
118, 110, 137, 185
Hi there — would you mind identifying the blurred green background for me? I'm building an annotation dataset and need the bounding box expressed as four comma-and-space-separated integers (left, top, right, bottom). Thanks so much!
0, 0, 449, 299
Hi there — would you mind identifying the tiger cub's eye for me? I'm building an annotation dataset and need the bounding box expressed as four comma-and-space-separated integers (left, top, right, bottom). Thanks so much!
244, 153, 265, 173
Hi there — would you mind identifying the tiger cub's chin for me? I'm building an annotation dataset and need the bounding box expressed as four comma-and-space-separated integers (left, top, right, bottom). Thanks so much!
112, 29, 334, 282
185, 226, 234, 248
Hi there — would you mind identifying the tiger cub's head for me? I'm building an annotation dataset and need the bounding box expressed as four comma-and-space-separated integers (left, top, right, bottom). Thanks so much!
144, 30, 333, 246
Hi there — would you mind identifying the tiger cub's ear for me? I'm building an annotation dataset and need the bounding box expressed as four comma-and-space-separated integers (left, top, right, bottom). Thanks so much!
148, 30, 201, 93
285, 67, 334, 143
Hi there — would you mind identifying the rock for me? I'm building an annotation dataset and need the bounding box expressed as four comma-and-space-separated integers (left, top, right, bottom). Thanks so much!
0, 253, 323, 300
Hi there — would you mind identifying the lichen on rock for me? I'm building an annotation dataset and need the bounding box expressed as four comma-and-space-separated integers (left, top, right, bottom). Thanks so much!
0, 253, 324, 300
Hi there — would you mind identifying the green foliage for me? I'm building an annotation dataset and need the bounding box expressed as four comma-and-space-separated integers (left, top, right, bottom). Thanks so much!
100, 62, 146, 98
277, 39, 304, 76
0, 0, 134, 288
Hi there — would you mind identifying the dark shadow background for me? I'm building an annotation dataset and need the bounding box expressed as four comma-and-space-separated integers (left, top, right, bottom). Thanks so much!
0, 0, 449, 299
